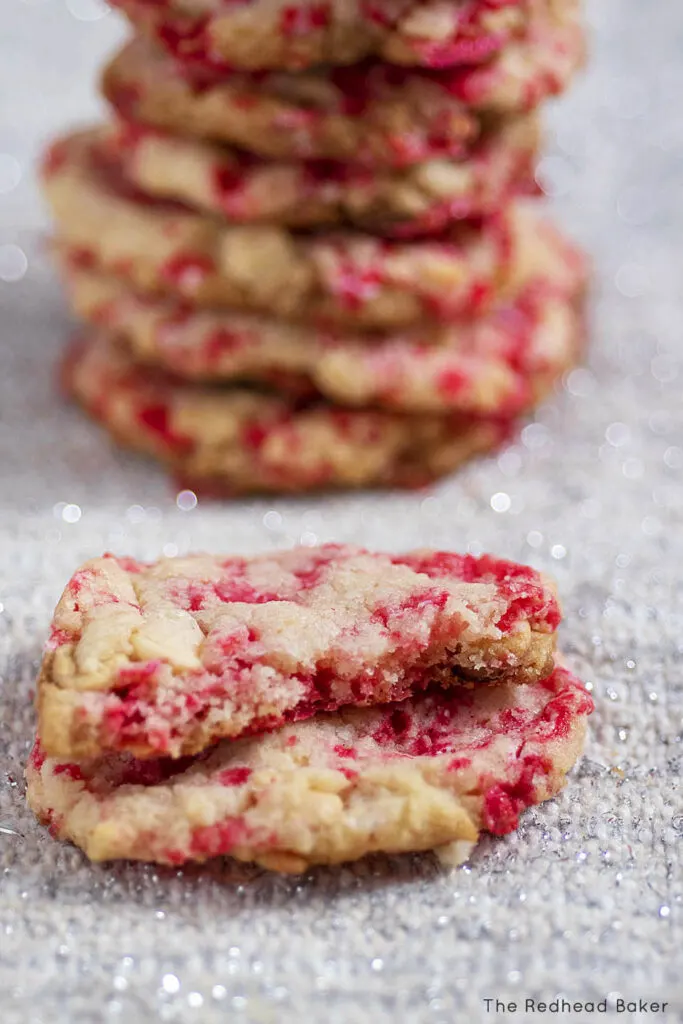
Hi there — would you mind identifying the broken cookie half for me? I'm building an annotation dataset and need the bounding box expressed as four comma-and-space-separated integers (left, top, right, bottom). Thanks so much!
37, 544, 561, 760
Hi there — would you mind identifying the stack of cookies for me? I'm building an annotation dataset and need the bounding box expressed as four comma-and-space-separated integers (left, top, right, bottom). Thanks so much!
26, 545, 594, 870
42, 0, 587, 495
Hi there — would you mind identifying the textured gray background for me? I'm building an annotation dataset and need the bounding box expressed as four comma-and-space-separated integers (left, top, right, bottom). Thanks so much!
1, 1, 682, 1021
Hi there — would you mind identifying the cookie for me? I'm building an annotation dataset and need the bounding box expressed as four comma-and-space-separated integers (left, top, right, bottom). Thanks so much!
63, 330, 513, 496
99, 115, 540, 237
108, 0, 531, 72
43, 130, 527, 329
58, 216, 586, 416
26, 663, 593, 869
36, 543, 561, 760
101, 7, 583, 167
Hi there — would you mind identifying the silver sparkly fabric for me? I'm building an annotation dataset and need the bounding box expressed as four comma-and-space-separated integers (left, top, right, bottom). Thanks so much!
1, 2, 681, 1021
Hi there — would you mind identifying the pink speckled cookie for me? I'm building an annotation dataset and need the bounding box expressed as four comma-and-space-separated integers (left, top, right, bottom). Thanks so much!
58, 213, 586, 416
37, 545, 561, 760
101, 6, 583, 167
99, 114, 540, 237
26, 664, 592, 870
62, 329, 563, 497
109, 0, 533, 72
43, 130, 527, 329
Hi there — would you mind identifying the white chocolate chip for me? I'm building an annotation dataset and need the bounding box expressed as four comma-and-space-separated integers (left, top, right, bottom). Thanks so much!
131, 610, 204, 670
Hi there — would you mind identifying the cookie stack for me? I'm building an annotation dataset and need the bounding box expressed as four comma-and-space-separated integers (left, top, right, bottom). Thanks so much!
26, 545, 594, 870
42, 0, 587, 495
